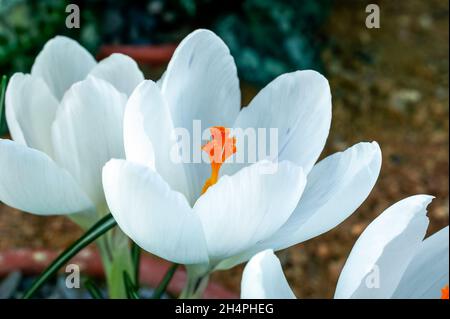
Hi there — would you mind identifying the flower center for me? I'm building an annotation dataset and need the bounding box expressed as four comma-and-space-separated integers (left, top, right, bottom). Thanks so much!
201, 126, 236, 194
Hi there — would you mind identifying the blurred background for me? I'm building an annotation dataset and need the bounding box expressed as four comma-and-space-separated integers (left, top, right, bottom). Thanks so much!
0, 0, 448, 298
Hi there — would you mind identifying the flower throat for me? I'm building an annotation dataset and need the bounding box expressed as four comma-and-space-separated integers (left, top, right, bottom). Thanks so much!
201, 127, 236, 194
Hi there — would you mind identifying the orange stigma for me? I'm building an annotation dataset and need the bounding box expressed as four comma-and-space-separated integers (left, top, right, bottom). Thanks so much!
201, 126, 236, 194
442, 285, 449, 299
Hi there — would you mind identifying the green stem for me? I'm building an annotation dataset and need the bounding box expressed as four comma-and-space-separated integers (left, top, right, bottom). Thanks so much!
0, 75, 7, 131
98, 228, 134, 299
179, 271, 210, 299
131, 242, 141, 285
152, 263, 179, 299
84, 279, 104, 299
123, 271, 140, 299
22, 214, 117, 299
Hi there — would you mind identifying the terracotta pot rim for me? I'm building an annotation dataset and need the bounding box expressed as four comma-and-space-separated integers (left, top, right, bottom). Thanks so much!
0, 248, 237, 299
97, 43, 177, 65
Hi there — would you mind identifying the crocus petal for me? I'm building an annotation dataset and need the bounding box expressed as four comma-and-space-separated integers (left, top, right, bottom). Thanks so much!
193, 160, 306, 263
156, 71, 166, 88
241, 250, 296, 299
89, 53, 144, 96
123, 80, 191, 202
392, 226, 449, 299
52, 76, 126, 206
102, 159, 209, 265
160, 29, 240, 129
222, 70, 331, 177
216, 142, 382, 270
123, 82, 156, 168
160, 29, 240, 200
334, 195, 433, 299
0, 139, 93, 215
271, 142, 382, 249
31, 36, 96, 100
5, 73, 58, 156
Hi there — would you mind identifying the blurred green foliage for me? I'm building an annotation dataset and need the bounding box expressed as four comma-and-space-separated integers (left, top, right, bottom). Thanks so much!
1, 0, 69, 76
0, 0, 102, 76
0, 75, 6, 133
1, 0, 331, 82
82, 0, 331, 84
213, 0, 331, 84
0, 0, 331, 134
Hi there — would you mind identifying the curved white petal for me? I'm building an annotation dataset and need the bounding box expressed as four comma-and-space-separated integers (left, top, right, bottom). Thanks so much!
241, 250, 296, 299
222, 70, 331, 177
216, 142, 382, 271
123, 80, 191, 202
31, 36, 96, 100
5, 73, 58, 156
160, 29, 241, 200
392, 226, 449, 299
334, 195, 433, 299
156, 71, 166, 88
193, 160, 306, 263
161, 29, 240, 129
52, 76, 126, 206
123, 82, 155, 168
89, 53, 144, 96
0, 139, 93, 215
271, 142, 382, 250
102, 159, 209, 265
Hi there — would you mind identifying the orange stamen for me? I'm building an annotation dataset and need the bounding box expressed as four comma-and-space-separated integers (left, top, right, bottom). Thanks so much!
201, 127, 236, 194
442, 285, 449, 299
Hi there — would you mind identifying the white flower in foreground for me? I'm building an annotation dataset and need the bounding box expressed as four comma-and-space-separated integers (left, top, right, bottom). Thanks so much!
335, 195, 448, 299
102, 28, 382, 280
241, 195, 449, 299
0, 36, 144, 225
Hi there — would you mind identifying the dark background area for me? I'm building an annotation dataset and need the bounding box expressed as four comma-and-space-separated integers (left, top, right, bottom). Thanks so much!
0, 0, 330, 83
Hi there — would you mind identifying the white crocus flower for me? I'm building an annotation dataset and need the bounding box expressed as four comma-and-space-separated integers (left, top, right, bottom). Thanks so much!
0, 36, 144, 298
241, 195, 449, 299
0, 36, 144, 225
102, 29, 382, 296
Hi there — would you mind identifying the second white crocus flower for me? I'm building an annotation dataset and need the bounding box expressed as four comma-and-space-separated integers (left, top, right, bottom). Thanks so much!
241, 195, 449, 299
102, 28, 382, 296
0, 36, 144, 224
0, 36, 144, 298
